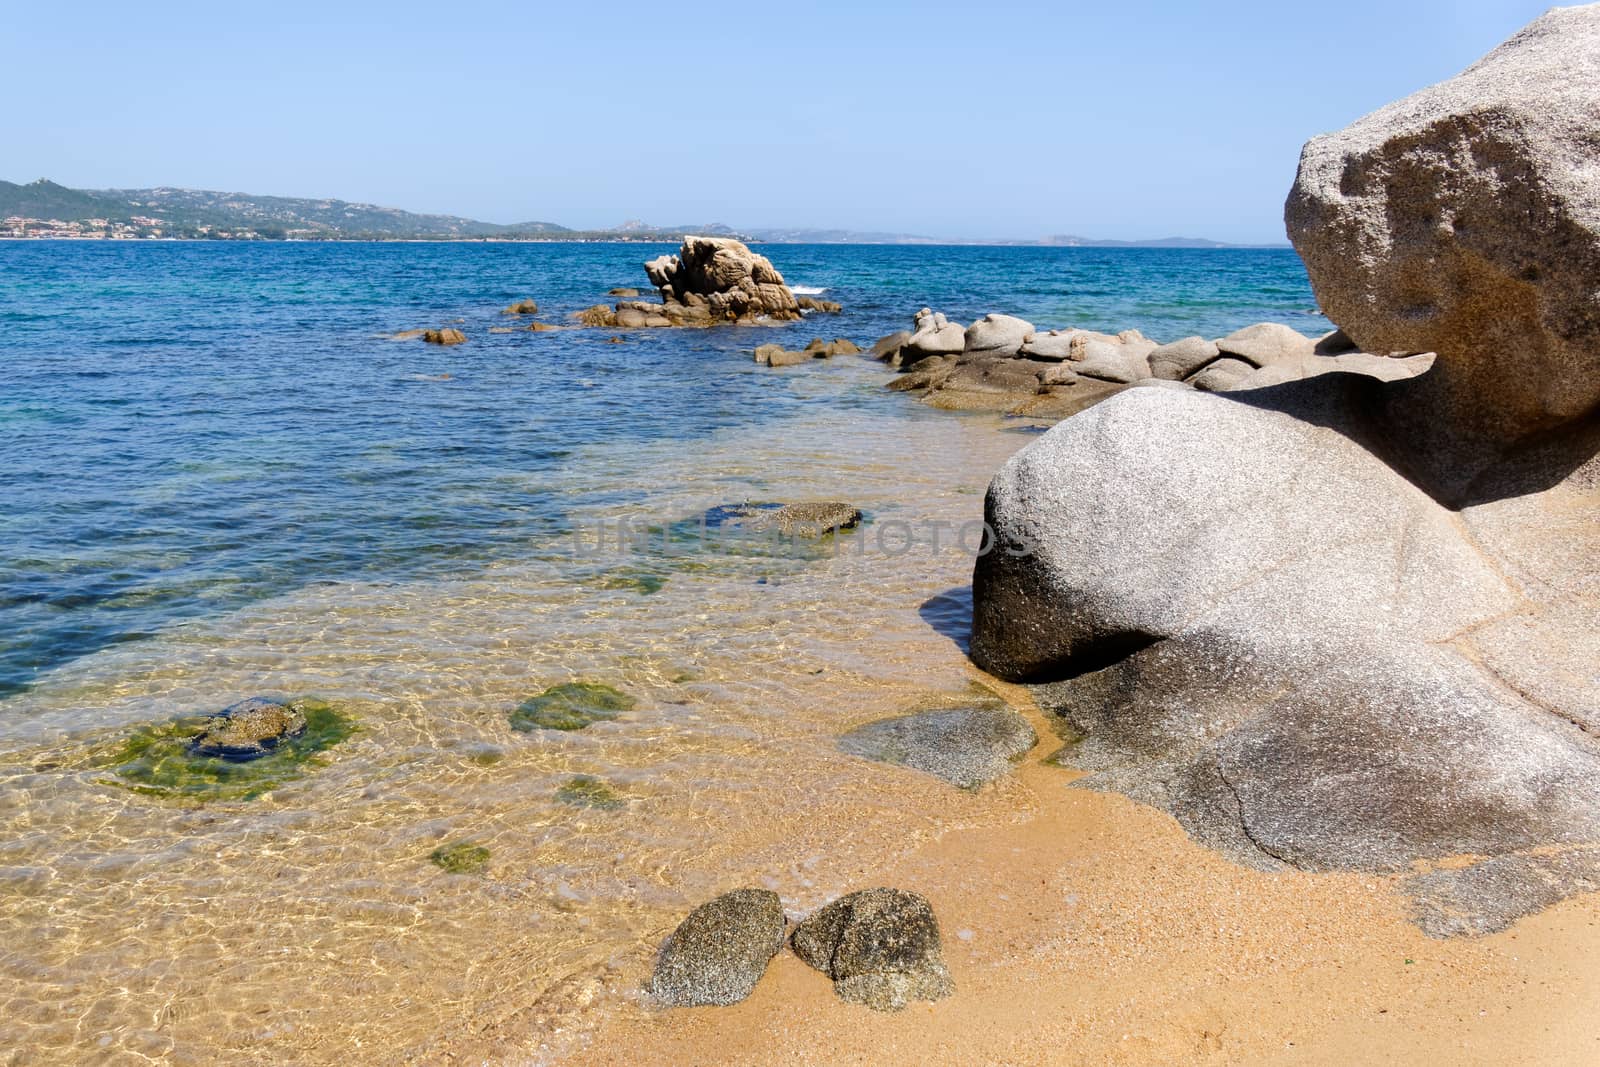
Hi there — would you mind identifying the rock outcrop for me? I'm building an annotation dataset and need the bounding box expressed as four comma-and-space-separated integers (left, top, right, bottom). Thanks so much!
868, 310, 1420, 420
575, 237, 840, 329
650, 889, 786, 1007
422, 328, 466, 345
1286, 3, 1600, 495
791, 888, 953, 1012
970, 7, 1600, 935
645, 236, 800, 322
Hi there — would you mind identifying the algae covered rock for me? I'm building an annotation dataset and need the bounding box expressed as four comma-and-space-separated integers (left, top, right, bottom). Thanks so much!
189, 697, 307, 760
724, 501, 862, 537
510, 682, 636, 732
791, 888, 954, 1012
555, 775, 626, 810
649, 888, 786, 1007
106, 697, 355, 801
430, 840, 491, 874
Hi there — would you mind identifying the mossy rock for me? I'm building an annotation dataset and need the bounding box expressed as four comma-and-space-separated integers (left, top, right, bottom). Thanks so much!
596, 568, 667, 595
430, 840, 492, 874
555, 775, 627, 811
102, 699, 355, 801
510, 682, 636, 732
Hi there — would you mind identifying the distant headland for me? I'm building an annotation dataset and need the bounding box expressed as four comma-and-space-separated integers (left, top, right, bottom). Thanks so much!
0, 178, 1282, 247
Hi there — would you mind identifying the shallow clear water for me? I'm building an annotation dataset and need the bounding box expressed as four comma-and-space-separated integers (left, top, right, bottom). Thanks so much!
0, 242, 1323, 700
0, 241, 1323, 1061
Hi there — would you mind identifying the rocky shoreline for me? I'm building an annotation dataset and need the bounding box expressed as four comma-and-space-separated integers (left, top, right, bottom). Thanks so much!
642, 4, 1600, 1008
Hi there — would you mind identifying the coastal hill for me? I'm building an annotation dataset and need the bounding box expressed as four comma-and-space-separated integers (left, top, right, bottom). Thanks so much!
0, 179, 721, 242
0, 177, 1267, 246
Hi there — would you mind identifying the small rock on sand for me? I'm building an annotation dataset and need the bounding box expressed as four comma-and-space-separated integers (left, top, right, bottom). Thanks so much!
649, 889, 786, 1007
791, 888, 954, 1012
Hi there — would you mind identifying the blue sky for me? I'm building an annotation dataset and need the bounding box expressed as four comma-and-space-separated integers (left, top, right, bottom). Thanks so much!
3, 0, 1555, 242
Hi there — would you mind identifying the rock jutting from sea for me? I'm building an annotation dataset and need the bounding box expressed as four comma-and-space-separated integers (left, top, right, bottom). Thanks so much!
965, 4, 1600, 937
574, 236, 841, 329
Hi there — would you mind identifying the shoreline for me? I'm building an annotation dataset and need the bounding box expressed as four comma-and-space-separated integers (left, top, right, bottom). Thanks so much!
580, 721, 1600, 1065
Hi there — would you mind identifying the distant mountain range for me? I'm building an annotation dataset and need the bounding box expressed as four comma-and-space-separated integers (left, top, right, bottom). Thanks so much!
0, 178, 1277, 246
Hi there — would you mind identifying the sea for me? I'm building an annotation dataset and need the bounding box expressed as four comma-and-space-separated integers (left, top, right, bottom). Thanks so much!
0, 241, 1324, 1061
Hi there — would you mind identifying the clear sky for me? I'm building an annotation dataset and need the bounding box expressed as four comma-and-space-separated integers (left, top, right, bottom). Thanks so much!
2, 0, 1557, 242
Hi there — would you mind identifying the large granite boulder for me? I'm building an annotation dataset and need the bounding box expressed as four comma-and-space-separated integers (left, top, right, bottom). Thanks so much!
1286, 5, 1600, 493
640, 237, 801, 323
971, 384, 1514, 682
969, 381, 1600, 927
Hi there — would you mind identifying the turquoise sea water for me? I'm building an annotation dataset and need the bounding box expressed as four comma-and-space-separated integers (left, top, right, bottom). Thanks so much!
0, 242, 1325, 701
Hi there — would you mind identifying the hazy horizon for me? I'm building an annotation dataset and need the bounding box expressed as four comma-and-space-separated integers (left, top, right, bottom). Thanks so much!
6, 0, 1554, 244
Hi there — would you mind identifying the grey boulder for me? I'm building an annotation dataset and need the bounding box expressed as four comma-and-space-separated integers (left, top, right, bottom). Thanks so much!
649, 889, 786, 1007
963, 313, 1036, 356
904, 308, 966, 359
1213, 322, 1314, 368
1147, 336, 1220, 381
839, 706, 1036, 789
1286, 4, 1600, 486
969, 380, 1600, 929
791, 888, 954, 1012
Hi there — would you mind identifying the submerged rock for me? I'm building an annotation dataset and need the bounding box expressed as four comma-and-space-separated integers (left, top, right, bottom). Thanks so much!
791, 888, 954, 1012
796, 295, 843, 314
106, 698, 355, 801
727, 501, 862, 537
510, 682, 636, 732
189, 697, 307, 761
555, 775, 626, 810
430, 840, 491, 874
839, 706, 1036, 789
649, 889, 786, 1007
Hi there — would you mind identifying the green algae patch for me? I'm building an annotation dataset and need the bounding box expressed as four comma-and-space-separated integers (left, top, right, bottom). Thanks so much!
555, 775, 626, 811
430, 840, 491, 874
102, 699, 356, 802
596, 568, 667, 595
510, 682, 636, 732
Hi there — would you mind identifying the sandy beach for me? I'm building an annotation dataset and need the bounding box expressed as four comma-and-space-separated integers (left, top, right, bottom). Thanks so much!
583, 721, 1600, 1066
